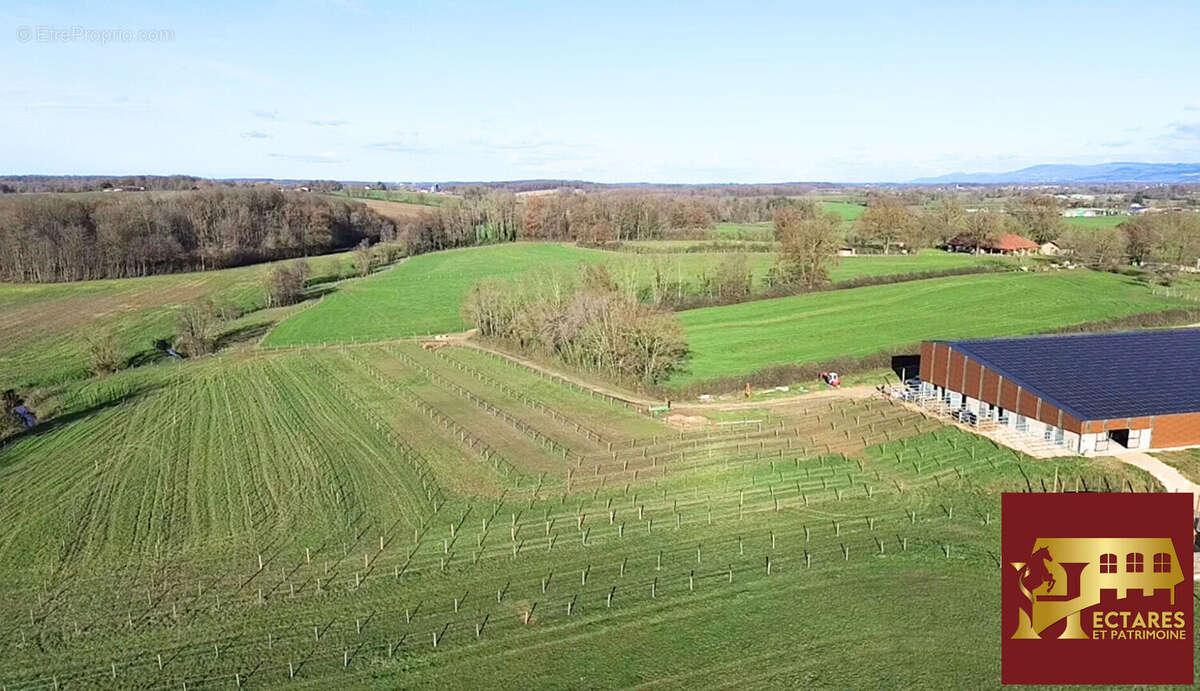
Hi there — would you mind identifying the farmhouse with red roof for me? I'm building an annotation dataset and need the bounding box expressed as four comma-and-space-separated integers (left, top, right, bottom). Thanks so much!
945, 232, 1041, 255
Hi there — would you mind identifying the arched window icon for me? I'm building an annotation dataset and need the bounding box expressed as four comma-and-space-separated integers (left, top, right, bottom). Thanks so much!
1126, 552, 1144, 573
1153, 552, 1172, 573
1099, 553, 1117, 573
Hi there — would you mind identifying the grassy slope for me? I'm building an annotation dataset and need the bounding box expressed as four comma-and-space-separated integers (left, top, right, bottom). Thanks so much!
1156, 448, 1200, 484
0, 348, 1165, 688
265, 244, 610, 344
672, 270, 1189, 386
0, 252, 355, 388
264, 244, 1010, 346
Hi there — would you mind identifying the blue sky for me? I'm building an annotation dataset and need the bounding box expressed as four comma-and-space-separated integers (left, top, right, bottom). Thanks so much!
3, 0, 1199, 183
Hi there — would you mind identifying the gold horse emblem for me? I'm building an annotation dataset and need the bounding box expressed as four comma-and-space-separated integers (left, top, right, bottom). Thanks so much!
1011, 537, 1183, 640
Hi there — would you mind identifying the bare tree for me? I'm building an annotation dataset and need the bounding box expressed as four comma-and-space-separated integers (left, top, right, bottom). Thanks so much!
858, 196, 919, 254
353, 239, 373, 277
960, 211, 1017, 253
922, 197, 967, 247
177, 301, 221, 356
710, 253, 752, 299
461, 270, 687, 385
266, 259, 311, 306
773, 208, 841, 289
1009, 195, 1065, 244
1059, 226, 1127, 270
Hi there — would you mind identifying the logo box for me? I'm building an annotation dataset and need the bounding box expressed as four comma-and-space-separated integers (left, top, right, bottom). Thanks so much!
1002, 493, 1194, 685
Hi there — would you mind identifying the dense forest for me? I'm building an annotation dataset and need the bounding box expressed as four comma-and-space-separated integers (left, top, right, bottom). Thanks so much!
0, 189, 394, 281
394, 190, 799, 252
0, 175, 209, 194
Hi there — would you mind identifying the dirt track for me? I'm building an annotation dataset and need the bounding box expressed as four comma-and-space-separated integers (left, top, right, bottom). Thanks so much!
457, 336, 880, 413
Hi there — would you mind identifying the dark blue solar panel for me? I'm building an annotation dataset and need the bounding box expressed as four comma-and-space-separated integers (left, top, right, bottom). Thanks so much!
937, 329, 1200, 421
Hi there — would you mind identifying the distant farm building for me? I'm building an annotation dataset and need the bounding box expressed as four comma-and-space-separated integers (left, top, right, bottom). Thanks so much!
1040, 241, 1061, 256
945, 233, 1040, 255
837, 247, 857, 257
918, 329, 1200, 453
1062, 208, 1118, 218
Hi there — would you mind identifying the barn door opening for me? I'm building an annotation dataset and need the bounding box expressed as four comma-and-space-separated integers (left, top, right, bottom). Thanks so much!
1108, 428, 1131, 449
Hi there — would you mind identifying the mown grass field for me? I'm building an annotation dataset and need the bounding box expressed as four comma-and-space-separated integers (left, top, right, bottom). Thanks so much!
821, 200, 866, 221
0, 336, 1168, 688
0, 252, 357, 389
672, 270, 1192, 387
1064, 214, 1129, 229
263, 244, 1011, 346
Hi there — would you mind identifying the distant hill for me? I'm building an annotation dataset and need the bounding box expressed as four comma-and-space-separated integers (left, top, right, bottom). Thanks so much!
911, 162, 1200, 185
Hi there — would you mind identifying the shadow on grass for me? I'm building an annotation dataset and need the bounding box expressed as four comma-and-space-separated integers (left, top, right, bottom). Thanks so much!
0, 380, 167, 458
125, 347, 169, 370
215, 322, 274, 350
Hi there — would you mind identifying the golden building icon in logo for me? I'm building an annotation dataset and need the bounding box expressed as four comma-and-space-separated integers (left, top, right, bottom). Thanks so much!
1009, 537, 1184, 640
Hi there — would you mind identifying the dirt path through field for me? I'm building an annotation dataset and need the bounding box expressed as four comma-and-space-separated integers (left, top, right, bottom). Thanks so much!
670, 385, 879, 412
1110, 450, 1200, 497
1107, 451, 1199, 580
457, 337, 879, 413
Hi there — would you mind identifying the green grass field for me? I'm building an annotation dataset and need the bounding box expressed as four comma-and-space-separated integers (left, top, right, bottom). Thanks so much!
0, 338, 1165, 688
264, 244, 1011, 346
821, 200, 866, 221
1064, 214, 1129, 229
334, 188, 448, 206
0, 252, 357, 389
265, 244, 610, 344
621, 239, 779, 252
1157, 448, 1200, 485
672, 270, 1191, 387
708, 222, 775, 240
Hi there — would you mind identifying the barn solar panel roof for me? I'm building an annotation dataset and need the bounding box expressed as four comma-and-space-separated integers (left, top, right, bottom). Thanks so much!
936, 329, 1200, 421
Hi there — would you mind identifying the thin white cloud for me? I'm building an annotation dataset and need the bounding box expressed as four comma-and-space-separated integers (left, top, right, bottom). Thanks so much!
0, 90, 152, 110
242, 131, 271, 139
309, 119, 347, 127
372, 134, 439, 154
268, 152, 345, 163
1164, 122, 1200, 140
251, 109, 282, 120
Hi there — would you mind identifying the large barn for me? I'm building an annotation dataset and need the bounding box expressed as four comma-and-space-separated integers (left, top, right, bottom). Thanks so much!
919, 329, 1200, 453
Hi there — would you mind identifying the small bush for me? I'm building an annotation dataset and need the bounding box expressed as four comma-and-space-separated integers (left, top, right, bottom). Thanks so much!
177, 301, 221, 357
86, 329, 123, 374
353, 239, 373, 277
266, 259, 312, 306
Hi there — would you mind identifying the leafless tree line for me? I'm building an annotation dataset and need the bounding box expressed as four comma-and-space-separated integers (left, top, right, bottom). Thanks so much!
0, 189, 395, 282
854, 194, 1200, 272
400, 191, 801, 249
1060, 212, 1200, 274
